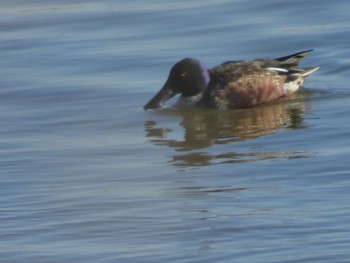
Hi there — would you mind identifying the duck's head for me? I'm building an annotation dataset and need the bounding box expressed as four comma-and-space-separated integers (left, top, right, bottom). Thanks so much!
144, 58, 210, 110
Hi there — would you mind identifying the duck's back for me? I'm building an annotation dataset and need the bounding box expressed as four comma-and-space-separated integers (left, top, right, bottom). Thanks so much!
200, 61, 287, 110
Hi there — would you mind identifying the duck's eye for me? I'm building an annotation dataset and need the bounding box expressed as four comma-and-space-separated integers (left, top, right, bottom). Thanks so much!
181, 72, 188, 78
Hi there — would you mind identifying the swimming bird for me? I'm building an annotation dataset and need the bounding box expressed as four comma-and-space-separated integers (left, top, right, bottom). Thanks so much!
143, 50, 319, 110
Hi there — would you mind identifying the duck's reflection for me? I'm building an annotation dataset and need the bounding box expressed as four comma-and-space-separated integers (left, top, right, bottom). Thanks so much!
145, 94, 313, 166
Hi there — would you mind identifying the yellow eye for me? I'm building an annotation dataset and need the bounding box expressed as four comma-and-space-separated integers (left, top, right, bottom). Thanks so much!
181, 72, 187, 77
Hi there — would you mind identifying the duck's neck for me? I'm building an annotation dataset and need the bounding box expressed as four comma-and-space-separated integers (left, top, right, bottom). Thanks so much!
199, 63, 210, 88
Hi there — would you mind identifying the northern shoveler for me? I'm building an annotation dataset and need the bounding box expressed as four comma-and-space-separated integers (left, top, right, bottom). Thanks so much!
143, 50, 319, 110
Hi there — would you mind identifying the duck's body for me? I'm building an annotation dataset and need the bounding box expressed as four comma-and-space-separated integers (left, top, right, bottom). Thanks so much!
144, 50, 319, 110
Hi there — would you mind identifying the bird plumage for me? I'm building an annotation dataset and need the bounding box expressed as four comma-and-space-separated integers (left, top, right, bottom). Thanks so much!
144, 50, 319, 110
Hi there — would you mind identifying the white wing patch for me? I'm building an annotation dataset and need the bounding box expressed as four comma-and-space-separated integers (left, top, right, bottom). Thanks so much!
267, 67, 289, 73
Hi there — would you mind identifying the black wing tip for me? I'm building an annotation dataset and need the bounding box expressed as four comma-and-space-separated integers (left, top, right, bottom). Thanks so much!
275, 49, 316, 65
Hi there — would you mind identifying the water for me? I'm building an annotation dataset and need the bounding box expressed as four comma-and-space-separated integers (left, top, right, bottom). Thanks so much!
1, 1, 350, 262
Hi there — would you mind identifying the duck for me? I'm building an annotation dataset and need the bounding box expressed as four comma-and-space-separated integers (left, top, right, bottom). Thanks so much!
143, 50, 319, 110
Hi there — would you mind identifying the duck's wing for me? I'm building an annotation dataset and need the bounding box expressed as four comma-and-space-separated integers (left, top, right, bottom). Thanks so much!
251, 49, 314, 70
274, 49, 314, 66
202, 61, 287, 109
200, 51, 319, 109
252, 50, 319, 93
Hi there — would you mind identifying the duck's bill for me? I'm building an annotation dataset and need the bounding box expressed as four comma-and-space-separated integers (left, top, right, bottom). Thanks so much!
143, 84, 176, 110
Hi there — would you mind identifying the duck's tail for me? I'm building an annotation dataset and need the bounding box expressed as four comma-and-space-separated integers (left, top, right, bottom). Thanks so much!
298, 66, 320, 77
281, 66, 319, 94
268, 50, 319, 94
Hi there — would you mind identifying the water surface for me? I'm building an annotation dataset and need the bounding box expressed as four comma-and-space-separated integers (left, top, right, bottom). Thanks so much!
1, 1, 350, 262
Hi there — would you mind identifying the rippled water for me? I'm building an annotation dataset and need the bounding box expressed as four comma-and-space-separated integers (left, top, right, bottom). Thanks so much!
1, 1, 350, 262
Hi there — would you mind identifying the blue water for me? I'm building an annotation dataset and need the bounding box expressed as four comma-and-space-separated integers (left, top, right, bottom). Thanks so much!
1, 1, 350, 262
